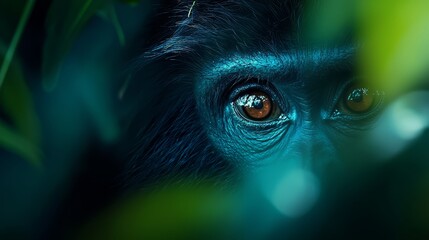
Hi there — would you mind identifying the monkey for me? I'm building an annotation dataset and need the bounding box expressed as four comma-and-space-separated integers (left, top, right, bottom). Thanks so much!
110, 1, 402, 238
34, 1, 429, 239
122, 0, 384, 192
2, 1, 429, 239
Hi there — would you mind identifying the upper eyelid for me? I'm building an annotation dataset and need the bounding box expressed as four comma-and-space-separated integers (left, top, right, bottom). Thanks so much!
228, 81, 289, 112
331, 86, 386, 120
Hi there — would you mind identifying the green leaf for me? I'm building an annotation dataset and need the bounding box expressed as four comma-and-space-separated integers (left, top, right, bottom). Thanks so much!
0, 42, 42, 166
78, 183, 235, 240
0, 121, 42, 167
0, 0, 35, 90
42, 0, 113, 91
97, 4, 126, 46
358, 0, 429, 96
107, 4, 126, 46
303, 0, 355, 44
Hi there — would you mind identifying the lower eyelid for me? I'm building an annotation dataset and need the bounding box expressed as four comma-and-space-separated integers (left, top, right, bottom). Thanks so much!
232, 91, 287, 121
230, 105, 291, 129
332, 98, 385, 121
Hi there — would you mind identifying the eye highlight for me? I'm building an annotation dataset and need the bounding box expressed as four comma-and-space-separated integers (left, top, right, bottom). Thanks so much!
233, 90, 281, 122
338, 83, 385, 115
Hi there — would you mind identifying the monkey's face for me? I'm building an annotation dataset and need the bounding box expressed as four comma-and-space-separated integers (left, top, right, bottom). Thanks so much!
195, 50, 385, 167
194, 50, 386, 215
155, 1, 386, 174
128, 0, 412, 216
121, 1, 429, 233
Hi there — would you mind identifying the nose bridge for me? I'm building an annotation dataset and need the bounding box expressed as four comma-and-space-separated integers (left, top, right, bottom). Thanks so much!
286, 121, 335, 169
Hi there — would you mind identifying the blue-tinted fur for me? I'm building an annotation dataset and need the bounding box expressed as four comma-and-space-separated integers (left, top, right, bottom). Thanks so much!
122, 0, 305, 188
123, 0, 368, 189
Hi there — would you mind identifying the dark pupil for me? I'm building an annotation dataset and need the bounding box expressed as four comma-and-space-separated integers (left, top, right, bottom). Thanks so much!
348, 89, 364, 102
251, 96, 264, 109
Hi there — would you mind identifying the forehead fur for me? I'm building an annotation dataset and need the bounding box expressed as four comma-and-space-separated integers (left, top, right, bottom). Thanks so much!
148, 0, 304, 58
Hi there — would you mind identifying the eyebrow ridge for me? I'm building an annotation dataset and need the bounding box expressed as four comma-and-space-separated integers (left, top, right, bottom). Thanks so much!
204, 47, 355, 79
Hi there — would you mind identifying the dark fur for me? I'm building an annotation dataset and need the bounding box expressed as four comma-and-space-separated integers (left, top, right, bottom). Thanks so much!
123, 0, 304, 189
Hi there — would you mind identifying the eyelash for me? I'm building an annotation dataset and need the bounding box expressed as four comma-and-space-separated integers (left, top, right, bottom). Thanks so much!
229, 83, 280, 105
213, 76, 272, 107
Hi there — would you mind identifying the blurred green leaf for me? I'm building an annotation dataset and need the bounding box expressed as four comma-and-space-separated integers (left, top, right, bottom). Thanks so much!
0, 0, 41, 166
0, 42, 42, 166
305, 0, 429, 97
97, 4, 126, 46
358, 0, 429, 96
0, 57, 41, 144
107, 5, 126, 46
0, 121, 41, 166
304, 0, 356, 44
0, 0, 35, 89
78, 184, 235, 240
43, 0, 113, 91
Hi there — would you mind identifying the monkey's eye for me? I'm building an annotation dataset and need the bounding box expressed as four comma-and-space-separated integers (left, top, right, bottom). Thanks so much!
233, 90, 281, 121
338, 83, 384, 115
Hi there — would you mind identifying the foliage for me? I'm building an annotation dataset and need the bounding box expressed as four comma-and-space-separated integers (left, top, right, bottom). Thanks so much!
0, 0, 141, 165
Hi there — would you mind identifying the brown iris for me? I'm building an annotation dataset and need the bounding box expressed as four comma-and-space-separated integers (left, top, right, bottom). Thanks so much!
342, 84, 375, 113
235, 90, 273, 120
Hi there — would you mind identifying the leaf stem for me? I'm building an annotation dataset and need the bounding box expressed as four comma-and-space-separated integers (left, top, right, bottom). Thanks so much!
0, 0, 36, 89
109, 4, 126, 46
